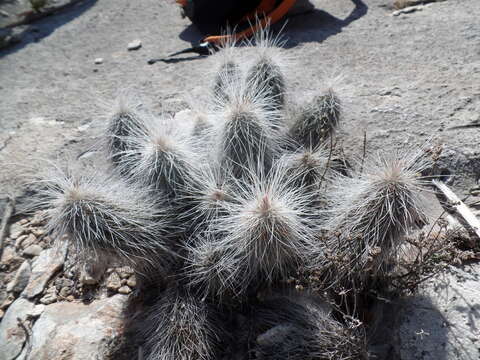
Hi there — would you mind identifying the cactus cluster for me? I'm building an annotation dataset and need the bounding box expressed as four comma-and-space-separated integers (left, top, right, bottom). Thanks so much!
37, 31, 431, 360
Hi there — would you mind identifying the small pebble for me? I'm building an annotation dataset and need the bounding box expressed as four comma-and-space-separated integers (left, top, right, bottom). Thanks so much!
40, 287, 58, 305
40, 293, 57, 305
94, 57, 103, 64
21, 234, 37, 249
9, 223, 25, 239
28, 304, 45, 319
80, 271, 98, 285
23, 244, 43, 257
127, 39, 142, 51
1, 295, 15, 310
117, 266, 134, 279
118, 286, 132, 294
14, 234, 28, 249
32, 229, 45, 237
59, 287, 72, 298
106, 272, 121, 291
126, 275, 136, 288
29, 214, 45, 226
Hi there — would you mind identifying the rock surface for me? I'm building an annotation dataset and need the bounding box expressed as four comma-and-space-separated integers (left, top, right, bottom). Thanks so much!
0, 298, 35, 360
6, 260, 31, 294
26, 294, 127, 360
395, 264, 480, 360
22, 245, 67, 299
22, 244, 43, 257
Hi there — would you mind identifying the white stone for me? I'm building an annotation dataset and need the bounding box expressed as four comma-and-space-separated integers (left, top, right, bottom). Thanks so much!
27, 295, 127, 360
127, 39, 142, 51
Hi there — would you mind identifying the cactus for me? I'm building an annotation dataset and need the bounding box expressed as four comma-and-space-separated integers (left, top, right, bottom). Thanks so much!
252, 294, 365, 360
321, 149, 430, 283
37, 28, 433, 360
245, 28, 288, 113
113, 114, 198, 198
140, 286, 224, 360
105, 95, 147, 169
289, 89, 341, 150
36, 168, 177, 272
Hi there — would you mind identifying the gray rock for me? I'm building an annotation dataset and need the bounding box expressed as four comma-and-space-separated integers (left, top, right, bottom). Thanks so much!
9, 223, 25, 239
22, 244, 42, 257
22, 234, 37, 249
27, 304, 45, 319
58, 286, 71, 298
6, 260, 31, 294
116, 266, 134, 279
29, 213, 45, 227
94, 57, 103, 64
0, 298, 35, 360
39, 289, 57, 305
79, 271, 97, 285
27, 295, 127, 360
392, 264, 480, 360
32, 228, 45, 237
79, 262, 103, 285
0, 246, 23, 268
22, 244, 67, 299
127, 39, 142, 51
54, 277, 74, 291
117, 285, 131, 294
14, 234, 28, 249
126, 275, 136, 288
106, 272, 121, 291
0, 294, 15, 310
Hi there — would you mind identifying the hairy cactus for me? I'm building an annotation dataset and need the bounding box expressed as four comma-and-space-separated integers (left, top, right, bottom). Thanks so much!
252, 294, 365, 360
185, 162, 319, 299
105, 94, 147, 168
37, 28, 433, 360
321, 149, 430, 283
36, 168, 177, 272
246, 30, 288, 112
140, 286, 224, 360
289, 90, 341, 149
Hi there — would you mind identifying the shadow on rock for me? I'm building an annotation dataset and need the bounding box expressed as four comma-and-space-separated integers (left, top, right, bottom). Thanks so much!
368, 295, 449, 360
172, 0, 367, 65
282, 0, 368, 48
0, 0, 97, 58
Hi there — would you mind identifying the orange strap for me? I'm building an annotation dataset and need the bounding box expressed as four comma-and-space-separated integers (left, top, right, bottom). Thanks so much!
203, 0, 297, 45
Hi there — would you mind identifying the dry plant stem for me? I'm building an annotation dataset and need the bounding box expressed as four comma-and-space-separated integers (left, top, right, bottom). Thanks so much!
433, 180, 480, 239
0, 196, 16, 259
